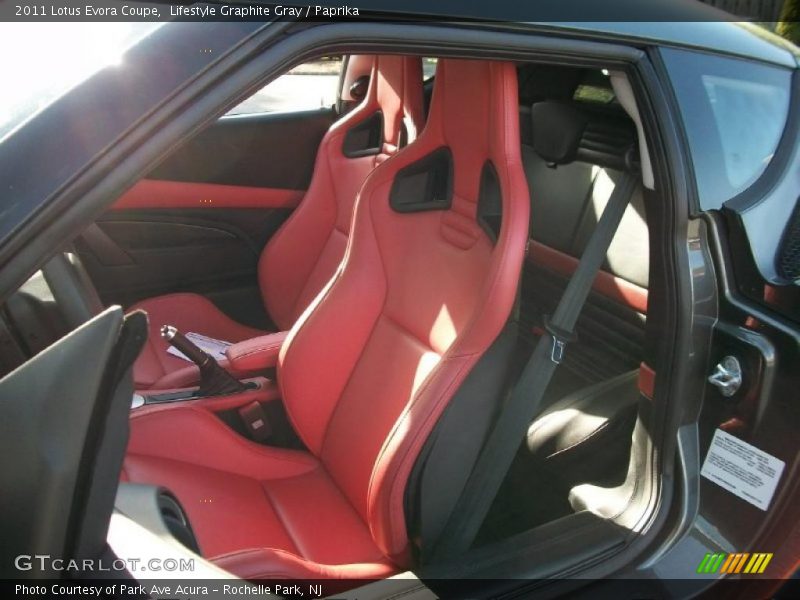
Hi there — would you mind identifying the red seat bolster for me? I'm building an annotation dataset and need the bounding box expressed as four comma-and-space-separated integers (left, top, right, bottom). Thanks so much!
212, 548, 396, 580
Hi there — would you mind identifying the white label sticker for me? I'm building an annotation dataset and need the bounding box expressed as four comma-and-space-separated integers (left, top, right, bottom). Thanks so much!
701, 428, 785, 511
167, 332, 231, 363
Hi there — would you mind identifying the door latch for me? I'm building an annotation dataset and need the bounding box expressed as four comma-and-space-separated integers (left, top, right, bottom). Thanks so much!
708, 356, 743, 398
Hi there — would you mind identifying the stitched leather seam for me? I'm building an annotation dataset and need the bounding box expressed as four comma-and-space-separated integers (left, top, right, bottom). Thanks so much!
317, 184, 389, 462
232, 341, 283, 361
381, 311, 436, 354
259, 482, 304, 557
545, 420, 612, 460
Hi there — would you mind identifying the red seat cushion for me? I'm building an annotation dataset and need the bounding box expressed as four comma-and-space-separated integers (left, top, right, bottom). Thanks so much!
125, 407, 396, 579
129, 293, 265, 389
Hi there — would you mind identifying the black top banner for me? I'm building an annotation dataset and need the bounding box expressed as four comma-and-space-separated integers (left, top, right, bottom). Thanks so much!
0, 0, 762, 23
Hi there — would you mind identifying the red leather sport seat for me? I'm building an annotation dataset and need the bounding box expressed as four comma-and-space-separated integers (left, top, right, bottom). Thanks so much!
124, 59, 529, 579
130, 55, 424, 390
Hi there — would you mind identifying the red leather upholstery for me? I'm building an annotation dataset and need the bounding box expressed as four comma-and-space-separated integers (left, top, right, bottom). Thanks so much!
125, 59, 529, 578
225, 331, 288, 377
213, 549, 396, 580
114, 180, 304, 210
280, 59, 529, 560
126, 408, 395, 579
129, 56, 424, 390
259, 55, 425, 330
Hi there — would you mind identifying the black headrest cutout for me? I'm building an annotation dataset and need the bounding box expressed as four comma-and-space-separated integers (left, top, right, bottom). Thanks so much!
390, 147, 453, 213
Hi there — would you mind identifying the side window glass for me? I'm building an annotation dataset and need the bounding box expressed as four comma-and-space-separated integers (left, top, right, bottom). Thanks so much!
226, 56, 343, 116
661, 48, 791, 209
701, 73, 788, 189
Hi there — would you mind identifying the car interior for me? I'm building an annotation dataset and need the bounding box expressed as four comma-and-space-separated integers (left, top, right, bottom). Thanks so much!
0, 51, 659, 590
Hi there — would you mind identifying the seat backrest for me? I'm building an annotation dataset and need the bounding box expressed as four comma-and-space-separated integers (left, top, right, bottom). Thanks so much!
277, 59, 529, 562
259, 56, 425, 330
521, 99, 649, 381
526, 100, 649, 289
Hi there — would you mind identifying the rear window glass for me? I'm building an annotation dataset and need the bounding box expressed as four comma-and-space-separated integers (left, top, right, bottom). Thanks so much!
662, 48, 792, 210
573, 84, 615, 104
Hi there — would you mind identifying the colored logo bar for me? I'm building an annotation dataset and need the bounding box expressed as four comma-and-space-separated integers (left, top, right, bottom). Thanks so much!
697, 552, 773, 574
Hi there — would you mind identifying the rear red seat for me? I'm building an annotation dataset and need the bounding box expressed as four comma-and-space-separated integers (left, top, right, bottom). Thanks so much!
124, 58, 529, 579
129, 55, 425, 390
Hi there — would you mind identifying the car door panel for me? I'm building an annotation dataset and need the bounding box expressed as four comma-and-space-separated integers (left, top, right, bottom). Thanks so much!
113, 179, 304, 210
0, 308, 143, 576
77, 108, 337, 323
77, 207, 288, 328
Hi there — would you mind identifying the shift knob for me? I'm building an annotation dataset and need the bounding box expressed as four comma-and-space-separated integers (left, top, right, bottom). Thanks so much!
161, 325, 213, 370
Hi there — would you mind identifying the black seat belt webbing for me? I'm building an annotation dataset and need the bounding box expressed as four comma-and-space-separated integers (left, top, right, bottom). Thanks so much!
431, 171, 639, 561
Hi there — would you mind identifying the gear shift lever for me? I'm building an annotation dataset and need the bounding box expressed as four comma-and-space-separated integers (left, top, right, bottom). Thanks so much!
161, 325, 246, 396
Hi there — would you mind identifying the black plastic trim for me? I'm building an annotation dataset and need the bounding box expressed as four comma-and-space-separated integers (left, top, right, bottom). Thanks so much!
389, 146, 453, 213
342, 110, 384, 158
477, 160, 502, 242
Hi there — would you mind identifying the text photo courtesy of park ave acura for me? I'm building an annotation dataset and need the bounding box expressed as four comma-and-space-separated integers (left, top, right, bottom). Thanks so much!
1, 1, 800, 599
15, 584, 323, 598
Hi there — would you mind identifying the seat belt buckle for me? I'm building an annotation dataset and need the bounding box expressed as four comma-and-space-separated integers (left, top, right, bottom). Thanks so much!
543, 316, 576, 365
550, 336, 567, 364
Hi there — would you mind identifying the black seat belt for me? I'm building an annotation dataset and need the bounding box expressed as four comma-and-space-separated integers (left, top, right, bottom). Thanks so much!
430, 170, 639, 561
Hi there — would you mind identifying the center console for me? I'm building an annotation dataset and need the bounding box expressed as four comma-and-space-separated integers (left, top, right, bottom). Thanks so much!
129, 326, 296, 447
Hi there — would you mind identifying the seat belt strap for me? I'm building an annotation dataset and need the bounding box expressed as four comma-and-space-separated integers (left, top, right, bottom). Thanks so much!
430, 171, 639, 561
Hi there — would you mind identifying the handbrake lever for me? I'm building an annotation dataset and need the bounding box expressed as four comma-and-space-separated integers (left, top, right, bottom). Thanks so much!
161, 325, 246, 396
